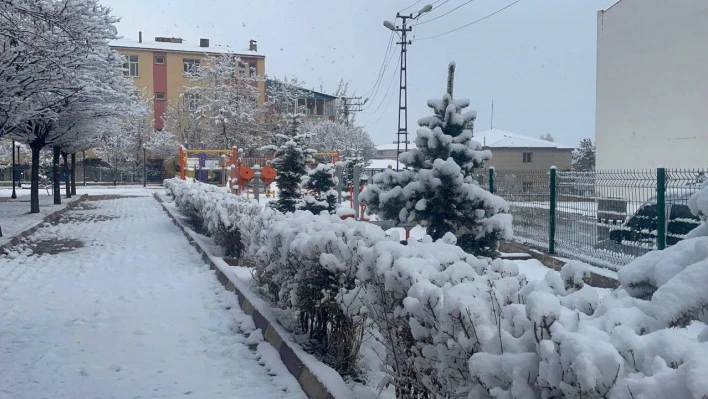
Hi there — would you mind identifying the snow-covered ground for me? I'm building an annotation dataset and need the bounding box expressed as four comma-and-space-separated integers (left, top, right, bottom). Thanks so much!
0, 192, 305, 399
0, 193, 80, 247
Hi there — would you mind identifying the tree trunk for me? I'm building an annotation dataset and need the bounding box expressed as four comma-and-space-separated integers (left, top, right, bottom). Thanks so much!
62, 152, 71, 198
30, 143, 41, 214
53, 146, 61, 205
70, 154, 77, 195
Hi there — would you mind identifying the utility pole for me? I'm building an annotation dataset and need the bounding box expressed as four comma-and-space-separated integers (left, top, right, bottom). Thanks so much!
340, 96, 366, 126
384, 4, 433, 171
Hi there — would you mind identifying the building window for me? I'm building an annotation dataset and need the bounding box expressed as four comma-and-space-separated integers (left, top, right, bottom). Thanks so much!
523, 152, 533, 163
183, 59, 200, 75
184, 93, 200, 111
238, 61, 251, 77
155, 92, 165, 101
155, 56, 165, 64
123, 55, 139, 77
316, 99, 324, 116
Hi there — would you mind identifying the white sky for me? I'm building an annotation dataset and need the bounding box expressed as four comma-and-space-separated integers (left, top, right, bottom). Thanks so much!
102, 0, 619, 147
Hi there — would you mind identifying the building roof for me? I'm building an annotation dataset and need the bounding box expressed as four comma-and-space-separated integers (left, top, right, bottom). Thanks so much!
266, 79, 337, 100
109, 38, 264, 58
474, 129, 573, 149
365, 159, 399, 170
375, 129, 573, 151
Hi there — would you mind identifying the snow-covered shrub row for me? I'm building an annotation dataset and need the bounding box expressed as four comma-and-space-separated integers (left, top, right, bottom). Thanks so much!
163, 178, 708, 399
250, 209, 391, 375
163, 178, 260, 258
356, 233, 530, 398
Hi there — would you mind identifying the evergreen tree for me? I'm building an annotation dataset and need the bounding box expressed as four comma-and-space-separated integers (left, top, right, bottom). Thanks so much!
572, 138, 596, 171
299, 163, 338, 214
361, 62, 511, 257
264, 114, 314, 213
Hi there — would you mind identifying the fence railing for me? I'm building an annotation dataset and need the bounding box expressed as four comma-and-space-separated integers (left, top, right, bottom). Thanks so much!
489, 167, 705, 270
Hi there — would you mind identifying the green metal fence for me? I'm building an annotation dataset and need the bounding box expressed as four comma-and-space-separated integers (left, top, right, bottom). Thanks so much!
489, 167, 705, 270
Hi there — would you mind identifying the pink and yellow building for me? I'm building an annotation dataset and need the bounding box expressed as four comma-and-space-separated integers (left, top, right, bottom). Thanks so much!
110, 32, 266, 131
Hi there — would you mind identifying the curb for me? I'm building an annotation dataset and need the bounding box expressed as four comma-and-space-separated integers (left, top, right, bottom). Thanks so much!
154, 193, 342, 399
499, 240, 620, 289
0, 194, 89, 253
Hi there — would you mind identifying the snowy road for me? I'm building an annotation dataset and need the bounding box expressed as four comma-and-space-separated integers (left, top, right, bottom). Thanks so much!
0, 193, 306, 399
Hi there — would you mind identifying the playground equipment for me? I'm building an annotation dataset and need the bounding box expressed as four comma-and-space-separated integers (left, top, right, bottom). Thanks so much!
177, 146, 342, 197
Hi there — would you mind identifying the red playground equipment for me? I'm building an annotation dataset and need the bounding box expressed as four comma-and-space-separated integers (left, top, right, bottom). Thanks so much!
178, 147, 342, 197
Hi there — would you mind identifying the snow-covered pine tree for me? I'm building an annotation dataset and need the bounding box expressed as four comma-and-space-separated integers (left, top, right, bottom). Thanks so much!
361, 62, 511, 257
263, 114, 314, 213
299, 163, 338, 214
572, 138, 596, 171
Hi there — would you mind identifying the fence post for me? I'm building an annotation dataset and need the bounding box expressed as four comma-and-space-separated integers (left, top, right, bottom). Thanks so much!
656, 167, 666, 250
335, 165, 344, 204
549, 166, 557, 254
488, 167, 495, 194
353, 165, 361, 220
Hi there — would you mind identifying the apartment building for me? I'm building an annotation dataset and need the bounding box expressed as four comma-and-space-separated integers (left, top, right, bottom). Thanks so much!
110, 32, 266, 130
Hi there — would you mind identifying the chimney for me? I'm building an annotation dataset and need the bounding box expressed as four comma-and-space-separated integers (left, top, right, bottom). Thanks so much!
200, 38, 209, 48
138, 31, 142, 43
249, 39, 257, 52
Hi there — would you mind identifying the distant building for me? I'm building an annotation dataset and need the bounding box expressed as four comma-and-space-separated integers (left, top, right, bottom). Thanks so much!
373, 129, 573, 171
110, 33, 266, 131
266, 80, 337, 121
595, 0, 708, 170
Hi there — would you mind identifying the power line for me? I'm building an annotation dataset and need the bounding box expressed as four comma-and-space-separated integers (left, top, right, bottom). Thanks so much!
366, 53, 401, 116
415, 0, 476, 26
414, 0, 522, 41
362, 41, 399, 111
361, 32, 395, 100
398, 0, 421, 12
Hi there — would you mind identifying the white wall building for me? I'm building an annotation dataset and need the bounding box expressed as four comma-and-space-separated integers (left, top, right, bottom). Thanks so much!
595, 0, 708, 170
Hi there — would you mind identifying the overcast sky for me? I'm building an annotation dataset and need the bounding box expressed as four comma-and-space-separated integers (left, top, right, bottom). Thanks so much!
103, 0, 619, 147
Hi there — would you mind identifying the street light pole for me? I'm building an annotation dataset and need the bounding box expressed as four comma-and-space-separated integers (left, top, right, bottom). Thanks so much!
384, 4, 433, 171
143, 144, 147, 188
11, 140, 17, 199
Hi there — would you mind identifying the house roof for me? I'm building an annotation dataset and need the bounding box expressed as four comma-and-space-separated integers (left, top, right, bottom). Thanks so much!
375, 129, 573, 151
109, 38, 265, 58
474, 129, 573, 149
365, 159, 399, 170
266, 79, 337, 100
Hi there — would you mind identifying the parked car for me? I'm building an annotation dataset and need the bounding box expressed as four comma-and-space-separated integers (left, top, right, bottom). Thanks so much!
595, 192, 701, 256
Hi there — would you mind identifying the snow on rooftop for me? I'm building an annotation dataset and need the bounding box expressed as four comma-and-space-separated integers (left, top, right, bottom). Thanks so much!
109, 38, 264, 57
366, 159, 399, 169
374, 129, 572, 151
475, 129, 573, 149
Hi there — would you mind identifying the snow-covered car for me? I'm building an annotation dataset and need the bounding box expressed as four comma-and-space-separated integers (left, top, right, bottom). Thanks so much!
595, 192, 701, 256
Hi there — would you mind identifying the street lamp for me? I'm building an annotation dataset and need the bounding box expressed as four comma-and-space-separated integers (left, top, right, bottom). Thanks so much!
11, 140, 17, 199
142, 143, 147, 188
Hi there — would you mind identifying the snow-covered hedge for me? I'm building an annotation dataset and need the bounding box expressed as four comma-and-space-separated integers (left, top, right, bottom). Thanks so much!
164, 178, 708, 398
251, 209, 390, 374
164, 178, 260, 258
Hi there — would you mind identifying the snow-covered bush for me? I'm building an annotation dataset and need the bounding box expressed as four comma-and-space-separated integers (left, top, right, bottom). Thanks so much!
164, 178, 260, 257
356, 235, 532, 398
361, 63, 511, 258
252, 210, 390, 375
298, 162, 338, 215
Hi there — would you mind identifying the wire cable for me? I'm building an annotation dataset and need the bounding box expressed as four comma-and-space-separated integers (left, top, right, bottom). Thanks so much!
414, 0, 522, 41
366, 53, 401, 116
399, 0, 421, 12
415, 0, 475, 26
362, 40, 399, 111
360, 32, 395, 101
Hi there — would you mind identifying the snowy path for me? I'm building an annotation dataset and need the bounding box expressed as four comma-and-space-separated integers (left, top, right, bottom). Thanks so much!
0, 194, 306, 399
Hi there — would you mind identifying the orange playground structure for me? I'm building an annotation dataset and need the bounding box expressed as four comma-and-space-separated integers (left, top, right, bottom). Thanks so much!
177, 147, 341, 196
